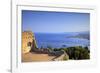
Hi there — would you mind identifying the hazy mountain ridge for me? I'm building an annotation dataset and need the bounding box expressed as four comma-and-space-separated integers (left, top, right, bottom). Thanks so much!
66, 31, 90, 40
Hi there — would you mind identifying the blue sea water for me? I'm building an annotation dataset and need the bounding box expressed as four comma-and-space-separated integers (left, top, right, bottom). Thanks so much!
34, 32, 90, 48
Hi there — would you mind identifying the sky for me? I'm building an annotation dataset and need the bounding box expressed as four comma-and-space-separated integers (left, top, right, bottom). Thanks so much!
22, 10, 90, 33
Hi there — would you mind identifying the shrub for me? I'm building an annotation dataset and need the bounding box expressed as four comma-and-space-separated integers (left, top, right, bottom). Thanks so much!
63, 55, 69, 60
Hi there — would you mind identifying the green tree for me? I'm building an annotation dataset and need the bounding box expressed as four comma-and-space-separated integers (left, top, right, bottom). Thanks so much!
74, 50, 80, 60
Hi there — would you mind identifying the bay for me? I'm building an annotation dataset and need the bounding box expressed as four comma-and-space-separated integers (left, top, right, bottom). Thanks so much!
34, 32, 90, 48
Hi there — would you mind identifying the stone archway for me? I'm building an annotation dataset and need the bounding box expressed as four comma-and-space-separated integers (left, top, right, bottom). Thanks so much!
27, 42, 32, 47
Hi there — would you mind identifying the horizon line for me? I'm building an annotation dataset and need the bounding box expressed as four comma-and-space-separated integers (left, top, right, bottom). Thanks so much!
23, 30, 90, 33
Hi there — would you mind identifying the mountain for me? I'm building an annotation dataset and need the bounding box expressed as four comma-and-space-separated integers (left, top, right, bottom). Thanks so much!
66, 31, 90, 40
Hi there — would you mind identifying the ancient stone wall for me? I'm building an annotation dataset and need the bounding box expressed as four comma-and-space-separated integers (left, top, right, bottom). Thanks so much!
22, 31, 37, 53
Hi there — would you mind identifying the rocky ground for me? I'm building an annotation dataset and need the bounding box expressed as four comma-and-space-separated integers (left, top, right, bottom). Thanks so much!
22, 51, 69, 62
22, 52, 56, 62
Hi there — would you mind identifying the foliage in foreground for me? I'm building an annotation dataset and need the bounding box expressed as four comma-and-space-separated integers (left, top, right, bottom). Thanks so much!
52, 46, 90, 60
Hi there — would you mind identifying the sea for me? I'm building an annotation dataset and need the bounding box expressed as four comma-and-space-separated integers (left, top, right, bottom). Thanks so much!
34, 32, 90, 48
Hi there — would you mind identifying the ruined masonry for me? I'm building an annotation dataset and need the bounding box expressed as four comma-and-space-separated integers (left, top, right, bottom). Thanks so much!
22, 31, 37, 53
